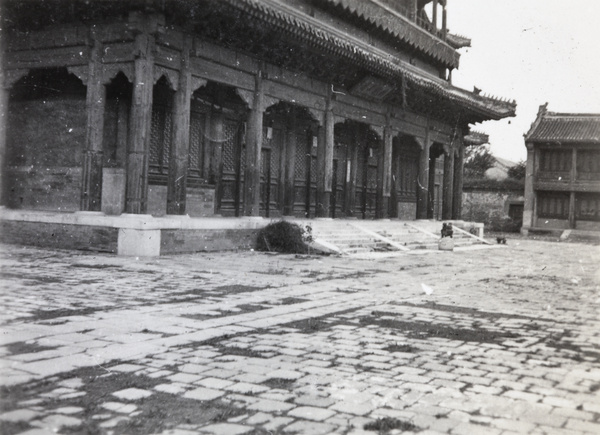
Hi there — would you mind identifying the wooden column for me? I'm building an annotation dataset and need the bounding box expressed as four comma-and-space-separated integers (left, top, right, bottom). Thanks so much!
283, 107, 297, 216
427, 152, 437, 218
81, 37, 106, 211
522, 143, 535, 230
125, 16, 155, 214
167, 36, 192, 215
321, 96, 335, 217
243, 71, 265, 216
379, 121, 393, 218
568, 147, 577, 228
452, 139, 465, 219
442, 4, 447, 39
0, 70, 8, 206
432, 0, 438, 30
442, 145, 455, 220
316, 122, 326, 217
409, 0, 418, 21
210, 110, 224, 184
347, 124, 360, 216
416, 134, 431, 219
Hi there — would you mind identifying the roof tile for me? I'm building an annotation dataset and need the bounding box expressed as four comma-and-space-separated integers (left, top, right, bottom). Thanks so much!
527, 114, 600, 143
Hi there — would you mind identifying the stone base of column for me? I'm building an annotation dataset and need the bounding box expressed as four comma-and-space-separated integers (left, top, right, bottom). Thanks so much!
316, 191, 331, 218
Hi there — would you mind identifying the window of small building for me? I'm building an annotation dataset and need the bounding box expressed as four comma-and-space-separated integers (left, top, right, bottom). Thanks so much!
538, 192, 569, 219
576, 149, 600, 180
539, 149, 571, 173
576, 193, 600, 221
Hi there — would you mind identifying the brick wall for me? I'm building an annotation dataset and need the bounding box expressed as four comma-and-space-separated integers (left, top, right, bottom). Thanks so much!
5, 98, 86, 211
0, 221, 118, 253
463, 189, 524, 231
161, 229, 259, 254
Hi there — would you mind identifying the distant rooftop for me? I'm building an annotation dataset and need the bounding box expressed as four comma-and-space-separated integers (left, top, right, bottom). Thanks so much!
525, 104, 600, 144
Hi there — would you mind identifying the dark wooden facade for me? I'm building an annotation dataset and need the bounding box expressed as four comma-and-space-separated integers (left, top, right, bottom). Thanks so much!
0, 0, 515, 220
523, 104, 600, 232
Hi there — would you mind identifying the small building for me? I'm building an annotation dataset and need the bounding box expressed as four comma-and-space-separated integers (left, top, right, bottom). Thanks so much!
522, 104, 600, 234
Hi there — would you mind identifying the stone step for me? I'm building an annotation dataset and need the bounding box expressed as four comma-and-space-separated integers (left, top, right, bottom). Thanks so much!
292, 218, 485, 255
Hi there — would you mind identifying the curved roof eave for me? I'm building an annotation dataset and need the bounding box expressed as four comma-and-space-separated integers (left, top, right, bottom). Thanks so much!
324, 0, 459, 68
222, 0, 516, 122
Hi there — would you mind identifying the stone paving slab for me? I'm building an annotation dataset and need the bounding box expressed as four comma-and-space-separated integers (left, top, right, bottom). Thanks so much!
0, 241, 599, 434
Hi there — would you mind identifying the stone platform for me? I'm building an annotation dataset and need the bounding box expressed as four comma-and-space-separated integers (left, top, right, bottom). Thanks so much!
0, 208, 485, 257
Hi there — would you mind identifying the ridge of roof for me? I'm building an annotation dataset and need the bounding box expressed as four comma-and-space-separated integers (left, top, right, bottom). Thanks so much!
445, 32, 471, 49
543, 112, 600, 119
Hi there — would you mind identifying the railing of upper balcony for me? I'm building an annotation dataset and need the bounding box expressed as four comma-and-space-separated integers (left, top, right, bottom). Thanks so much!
373, 0, 448, 42
416, 9, 447, 41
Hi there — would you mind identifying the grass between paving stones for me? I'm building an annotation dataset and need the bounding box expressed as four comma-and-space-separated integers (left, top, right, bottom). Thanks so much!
260, 378, 296, 391
383, 343, 418, 353
278, 297, 309, 305
22, 307, 101, 322
0, 363, 247, 435
210, 284, 266, 295
5, 341, 58, 356
362, 311, 520, 344
0, 419, 32, 435
363, 417, 419, 433
280, 309, 358, 333
397, 301, 538, 321
70, 264, 125, 271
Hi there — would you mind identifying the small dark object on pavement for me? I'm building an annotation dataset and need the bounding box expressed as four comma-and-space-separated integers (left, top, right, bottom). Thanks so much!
441, 223, 453, 238
496, 237, 507, 244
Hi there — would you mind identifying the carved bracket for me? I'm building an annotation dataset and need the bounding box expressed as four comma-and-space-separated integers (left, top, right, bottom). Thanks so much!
235, 89, 254, 107
333, 115, 346, 125
306, 107, 324, 125
263, 95, 280, 110
101, 63, 134, 84
370, 125, 384, 138
3, 69, 30, 88
414, 137, 431, 150
67, 66, 89, 84
154, 65, 179, 90
190, 76, 207, 92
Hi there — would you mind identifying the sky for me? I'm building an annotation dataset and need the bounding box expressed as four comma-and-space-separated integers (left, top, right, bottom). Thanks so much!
442, 0, 600, 162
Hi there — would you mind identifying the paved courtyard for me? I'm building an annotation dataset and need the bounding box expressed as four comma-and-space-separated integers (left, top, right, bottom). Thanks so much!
0, 238, 599, 434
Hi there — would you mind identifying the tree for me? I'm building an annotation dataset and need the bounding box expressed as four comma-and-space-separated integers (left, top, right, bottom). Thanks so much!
464, 145, 496, 178
507, 160, 526, 180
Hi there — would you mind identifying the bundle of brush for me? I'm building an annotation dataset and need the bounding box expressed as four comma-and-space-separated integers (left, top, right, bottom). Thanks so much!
256, 221, 310, 254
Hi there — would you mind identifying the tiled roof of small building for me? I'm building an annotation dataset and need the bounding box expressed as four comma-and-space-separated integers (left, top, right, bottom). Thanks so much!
525, 104, 600, 144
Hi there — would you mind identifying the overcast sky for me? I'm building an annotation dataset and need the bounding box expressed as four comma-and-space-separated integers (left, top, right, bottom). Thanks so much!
444, 0, 600, 162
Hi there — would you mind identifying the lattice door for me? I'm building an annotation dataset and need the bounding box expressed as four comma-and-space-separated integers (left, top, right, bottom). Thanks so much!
149, 105, 172, 184
218, 118, 243, 216
332, 142, 348, 217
